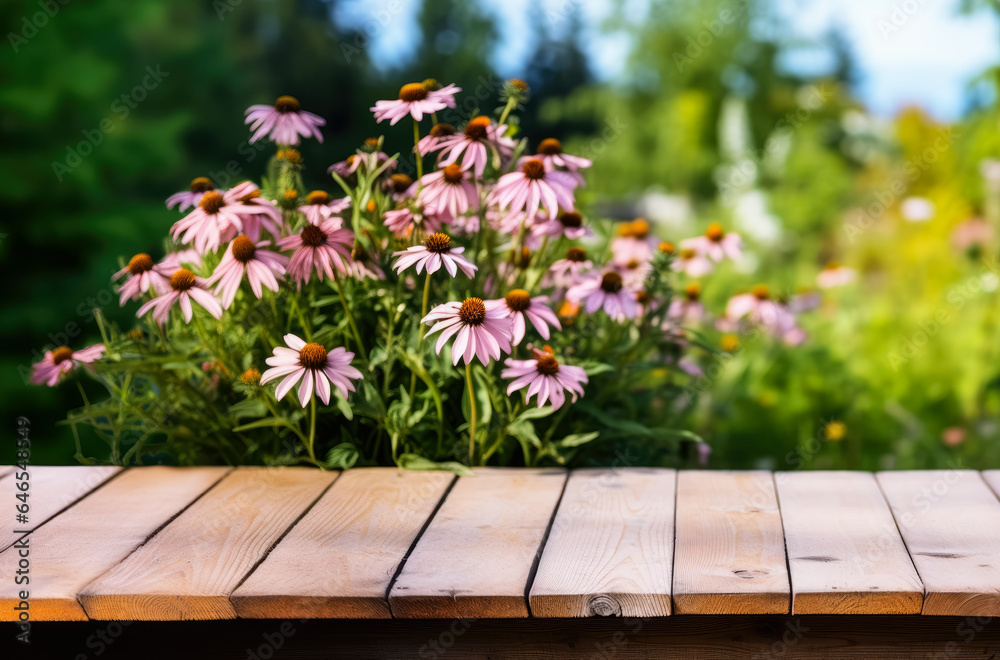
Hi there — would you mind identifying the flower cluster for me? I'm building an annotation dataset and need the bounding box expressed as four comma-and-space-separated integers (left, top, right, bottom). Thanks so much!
29, 81, 834, 469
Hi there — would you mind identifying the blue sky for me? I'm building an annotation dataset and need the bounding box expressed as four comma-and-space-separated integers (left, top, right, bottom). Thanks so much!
333, 0, 999, 120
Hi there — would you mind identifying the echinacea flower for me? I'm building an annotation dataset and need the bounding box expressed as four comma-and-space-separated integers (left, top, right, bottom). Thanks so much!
490, 159, 575, 218
534, 138, 592, 186
328, 154, 363, 179
226, 181, 283, 242
547, 247, 593, 288
566, 270, 639, 320
952, 217, 994, 251
349, 250, 386, 281
667, 283, 705, 324
298, 190, 351, 225
392, 232, 477, 278
30, 344, 105, 387
417, 164, 479, 218
278, 219, 354, 286
610, 219, 658, 265
137, 268, 223, 324
166, 177, 215, 212
616, 258, 653, 289
435, 116, 506, 179
681, 223, 743, 262
671, 247, 714, 277
383, 204, 446, 238
816, 261, 856, 289
531, 209, 591, 241
371, 82, 460, 125
171, 187, 278, 255
113, 253, 171, 305
422, 297, 513, 366
416, 122, 456, 156
491, 289, 561, 345
384, 173, 415, 202
260, 334, 362, 407
725, 285, 800, 342
208, 236, 289, 309
245, 95, 326, 145
502, 349, 587, 409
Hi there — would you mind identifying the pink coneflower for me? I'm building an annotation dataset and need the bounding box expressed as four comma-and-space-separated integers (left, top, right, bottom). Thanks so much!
681, 223, 743, 263
547, 247, 593, 288
671, 247, 714, 277
531, 210, 591, 241
435, 116, 506, 179
392, 232, 477, 278
383, 173, 415, 202
725, 285, 799, 341
137, 268, 223, 325
534, 138, 592, 186
610, 219, 658, 264
667, 283, 705, 324
171, 188, 278, 255
166, 177, 215, 211
113, 253, 171, 305
208, 236, 289, 309
260, 334, 362, 407
490, 159, 575, 218
226, 181, 282, 242
951, 217, 994, 251
502, 349, 587, 409
383, 204, 447, 239
328, 154, 363, 179
491, 289, 561, 345
245, 96, 325, 145
30, 344, 105, 387
159, 249, 202, 272
417, 164, 479, 218
298, 190, 351, 226
422, 297, 513, 366
416, 122, 456, 156
616, 258, 653, 290
371, 82, 460, 125
567, 270, 639, 320
349, 250, 386, 281
278, 219, 354, 286
816, 261, 856, 289
449, 212, 481, 237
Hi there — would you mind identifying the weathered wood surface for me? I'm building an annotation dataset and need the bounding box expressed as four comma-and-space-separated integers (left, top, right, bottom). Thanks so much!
529, 468, 676, 618
0, 465, 120, 551
983, 469, 1000, 498
878, 470, 1000, 616
78, 467, 335, 620
0, 466, 13, 481
232, 467, 453, 619
672, 470, 790, 614
389, 468, 567, 619
776, 471, 924, 614
0, 466, 229, 621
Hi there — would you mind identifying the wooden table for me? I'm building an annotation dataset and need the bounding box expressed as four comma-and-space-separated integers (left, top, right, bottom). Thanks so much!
3, 466, 1000, 658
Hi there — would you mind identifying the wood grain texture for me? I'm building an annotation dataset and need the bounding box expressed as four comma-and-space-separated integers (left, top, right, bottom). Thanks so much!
983, 470, 1000, 499
78, 467, 336, 621
0, 466, 229, 621
878, 470, 1000, 616
389, 467, 566, 619
232, 467, 454, 619
775, 471, 923, 614
529, 468, 675, 618
0, 466, 13, 481
0, 466, 120, 551
673, 470, 789, 614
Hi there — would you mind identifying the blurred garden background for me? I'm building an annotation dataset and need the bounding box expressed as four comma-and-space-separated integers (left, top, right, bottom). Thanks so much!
5, 0, 1000, 469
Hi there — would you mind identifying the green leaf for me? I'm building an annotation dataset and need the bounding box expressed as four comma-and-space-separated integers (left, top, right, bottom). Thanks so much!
400, 351, 444, 427
556, 431, 600, 447
333, 391, 353, 421
508, 419, 541, 448
577, 403, 652, 435
517, 405, 556, 420
397, 453, 473, 476
323, 442, 359, 469
231, 417, 292, 432
227, 399, 267, 420
580, 361, 614, 376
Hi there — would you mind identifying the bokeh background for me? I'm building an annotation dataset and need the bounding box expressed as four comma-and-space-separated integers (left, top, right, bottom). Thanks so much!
5, 0, 1000, 468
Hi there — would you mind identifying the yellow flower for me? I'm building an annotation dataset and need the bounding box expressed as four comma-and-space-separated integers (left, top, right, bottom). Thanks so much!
824, 421, 847, 441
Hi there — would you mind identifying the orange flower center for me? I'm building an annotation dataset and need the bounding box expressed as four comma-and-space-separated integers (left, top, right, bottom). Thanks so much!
566, 247, 587, 262
199, 191, 224, 214
458, 297, 487, 326
706, 223, 725, 241
521, 159, 545, 180
231, 235, 256, 263
170, 268, 196, 291
464, 116, 491, 140
390, 173, 413, 193
600, 272, 623, 294
538, 138, 562, 155
680, 248, 697, 259
752, 284, 770, 300
630, 219, 650, 239
277, 148, 302, 164
128, 253, 154, 275
505, 289, 531, 312
430, 122, 455, 137
300, 224, 327, 247
399, 83, 428, 102
559, 211, 582, 228
52, 346, 74, 364
685, 283, 700, 300
239, 189, 261, 203
535, 353, 560, 375
442, 163, 464, 183
659, 241, 675, 254
274, 95, 301, 113
306, 190, 330, 205
298, 343, 328, 369
189, 177, 213, 193
424, 232, 451, 253
241, 368, 261, 385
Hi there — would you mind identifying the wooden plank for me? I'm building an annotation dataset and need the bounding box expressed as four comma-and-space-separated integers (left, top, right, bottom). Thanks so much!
389, 468, 566, 619
0, 466, 229, 621
0, 466, 120, 551
231, 467, 454, 619
878, 470, 1000, 616
775, 471, 923, 614
529, 468, 675, 618
672, 470, 789, 614
0, 466, 13, 481
983, 470, 1000, 499
78, 467, 336, 621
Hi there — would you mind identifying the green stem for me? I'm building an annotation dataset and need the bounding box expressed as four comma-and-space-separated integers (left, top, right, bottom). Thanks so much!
408, 271, 433, 401
466, 362, 477, 465
413, 119, 423, 180
334, 272, 368, 362
291, 294, 313, 341
498, 97, 518, 128
307, 395, 318, 464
